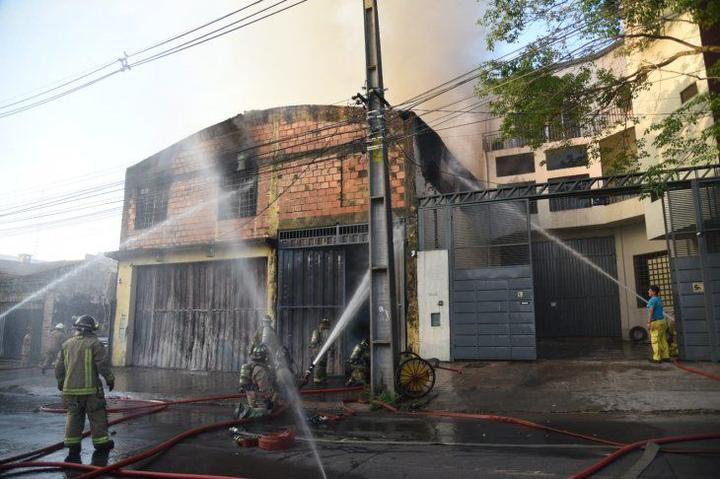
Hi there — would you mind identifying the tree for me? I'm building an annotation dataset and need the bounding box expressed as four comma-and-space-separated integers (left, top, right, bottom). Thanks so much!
477, 0, 720, 188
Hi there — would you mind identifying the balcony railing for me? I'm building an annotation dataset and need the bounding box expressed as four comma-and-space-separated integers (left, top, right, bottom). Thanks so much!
483, 107, 634, 152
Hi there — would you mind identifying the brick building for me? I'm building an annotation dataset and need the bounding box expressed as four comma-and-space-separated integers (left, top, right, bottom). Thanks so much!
109, 105, 472, 372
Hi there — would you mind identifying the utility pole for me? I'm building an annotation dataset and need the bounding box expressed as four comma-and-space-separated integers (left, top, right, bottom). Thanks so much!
362, 0, 399, 395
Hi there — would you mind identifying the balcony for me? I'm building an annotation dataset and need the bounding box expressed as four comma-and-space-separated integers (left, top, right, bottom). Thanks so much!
483, 107, 634, 152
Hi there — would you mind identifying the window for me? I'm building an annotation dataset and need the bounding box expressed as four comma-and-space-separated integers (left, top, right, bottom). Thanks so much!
545, 145, 588, 170
134, 184, 169, 230
633, 251, 673, 308
495, 153, 535, 177
218, 153, 258, 219
548, 174, 592, 212
498, 181, 538, 214
680, 82, 698, 104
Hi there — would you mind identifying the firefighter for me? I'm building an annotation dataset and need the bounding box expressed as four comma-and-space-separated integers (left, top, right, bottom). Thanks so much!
309, 318, 332, 385
235, 343, 277, 419
20, 327, 33, 367
346, 338, 370, 386
55, 315, 115, 457
41, 323, 66, 374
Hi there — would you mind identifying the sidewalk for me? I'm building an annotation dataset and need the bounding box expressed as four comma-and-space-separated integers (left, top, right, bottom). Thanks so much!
2, 358, 718, 414
428, 359, 720, 414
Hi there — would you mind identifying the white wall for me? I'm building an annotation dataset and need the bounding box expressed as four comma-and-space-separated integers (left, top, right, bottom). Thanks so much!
417, 250, 451, 361
614, 222, 670, 338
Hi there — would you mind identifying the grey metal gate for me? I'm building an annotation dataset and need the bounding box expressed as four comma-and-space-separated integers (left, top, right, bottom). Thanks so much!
131, 259, 266, 371
277, 248, 346, 375
664, 180, 720, 361
450, 200, 536, 360
533, 237, 621, 337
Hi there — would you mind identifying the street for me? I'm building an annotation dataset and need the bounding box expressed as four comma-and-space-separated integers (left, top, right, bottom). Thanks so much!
1, 362, 719, 478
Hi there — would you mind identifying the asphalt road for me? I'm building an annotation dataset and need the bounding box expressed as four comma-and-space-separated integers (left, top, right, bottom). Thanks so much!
1, 387, 719, 478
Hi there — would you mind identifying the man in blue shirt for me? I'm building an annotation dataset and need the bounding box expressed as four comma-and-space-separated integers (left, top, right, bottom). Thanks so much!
647, 285, 669, 363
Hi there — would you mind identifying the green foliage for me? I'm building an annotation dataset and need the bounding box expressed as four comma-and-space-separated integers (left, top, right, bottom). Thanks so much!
369, 390, 401, 410
477, 0, 720, 187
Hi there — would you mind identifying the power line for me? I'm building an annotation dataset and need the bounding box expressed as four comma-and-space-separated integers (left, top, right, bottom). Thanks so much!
0, 0, 311, 119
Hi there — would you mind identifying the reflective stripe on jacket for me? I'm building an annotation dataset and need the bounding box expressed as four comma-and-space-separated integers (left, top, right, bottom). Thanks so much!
55, 333, 114, 395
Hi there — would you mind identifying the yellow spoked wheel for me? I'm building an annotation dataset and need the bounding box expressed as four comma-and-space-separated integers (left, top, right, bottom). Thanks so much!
397, 357, 436, 399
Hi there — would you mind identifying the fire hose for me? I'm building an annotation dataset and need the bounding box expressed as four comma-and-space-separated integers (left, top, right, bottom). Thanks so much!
569, 431, 720, 479
3, 384, 718, 478
0, 386, 362, 478
673, 360, 720, 381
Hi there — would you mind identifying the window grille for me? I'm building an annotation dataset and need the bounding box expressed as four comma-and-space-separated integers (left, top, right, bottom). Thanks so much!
135, 184, 169, 230
219, 153, 258, 219
548, 174, 592, 211
633, 251, 673, 308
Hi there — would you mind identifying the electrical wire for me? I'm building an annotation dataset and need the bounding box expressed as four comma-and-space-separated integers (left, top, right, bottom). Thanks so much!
0, 0, 311, 119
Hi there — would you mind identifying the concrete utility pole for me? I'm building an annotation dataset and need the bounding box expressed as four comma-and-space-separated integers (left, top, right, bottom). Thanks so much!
362, 0, 399, 396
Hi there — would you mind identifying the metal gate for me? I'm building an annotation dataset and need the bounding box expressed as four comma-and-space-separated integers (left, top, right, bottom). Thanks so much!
533, 237, 621, 337
664, 180, 720, 361
420, 200, 536, 360
131, 258, 266, 371
0, 306, 43, 360
277, 248, 346, 375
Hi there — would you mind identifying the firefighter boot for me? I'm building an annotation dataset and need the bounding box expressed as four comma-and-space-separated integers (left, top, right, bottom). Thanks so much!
64, 445, 81, 463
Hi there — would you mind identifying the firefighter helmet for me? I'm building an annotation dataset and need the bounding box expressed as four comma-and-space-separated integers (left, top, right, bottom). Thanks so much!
250, 343, 269, 363
319, 318, 330, 328
74, 315, 98, 331
54, 323, 65, 330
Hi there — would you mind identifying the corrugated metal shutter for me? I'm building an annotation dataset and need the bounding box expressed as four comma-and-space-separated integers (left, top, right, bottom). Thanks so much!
131, 258, 266, 371
532, 236, 621, 337
277, 248, 346, 375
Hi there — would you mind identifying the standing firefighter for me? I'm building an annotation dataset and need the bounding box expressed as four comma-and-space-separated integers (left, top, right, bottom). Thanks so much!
346, 338, 370, 386
309, 318, 332, 385
41, 323, 66, 374
646, 285, 670, 363
55, 315, 115, 457
21, 328, 33, 367
235, 344, 277, 419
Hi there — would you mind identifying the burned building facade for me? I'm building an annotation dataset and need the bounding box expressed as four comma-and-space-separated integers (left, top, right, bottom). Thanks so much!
110, 105, 471, 373
0, 255, 117, 363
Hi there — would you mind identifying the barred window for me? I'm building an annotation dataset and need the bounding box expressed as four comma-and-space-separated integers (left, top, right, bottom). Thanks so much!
548, 174, 592, 212
219, 153, 258, 219
134, 184, 169, 230
546, 145, 588, 170
633, 251, 673, 308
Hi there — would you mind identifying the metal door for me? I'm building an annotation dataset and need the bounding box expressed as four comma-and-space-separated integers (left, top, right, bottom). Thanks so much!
277, 248, 346, 374
450, 200, 536, 360
532, 236, 621, 337
131, 258, 266, 371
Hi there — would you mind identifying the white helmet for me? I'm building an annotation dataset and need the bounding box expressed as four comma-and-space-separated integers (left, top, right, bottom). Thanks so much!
54, 323, 65, 330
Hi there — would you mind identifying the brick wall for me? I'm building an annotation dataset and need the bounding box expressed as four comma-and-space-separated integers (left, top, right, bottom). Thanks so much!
120, 105, 413, 251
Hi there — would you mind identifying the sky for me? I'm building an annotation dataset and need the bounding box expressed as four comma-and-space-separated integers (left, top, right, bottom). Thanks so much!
0, 0, 489, 261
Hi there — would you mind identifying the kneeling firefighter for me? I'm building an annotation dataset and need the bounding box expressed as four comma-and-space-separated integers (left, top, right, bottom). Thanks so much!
346, 338, 370, 386
55, 315, 115, 457
235, 343, 277, 419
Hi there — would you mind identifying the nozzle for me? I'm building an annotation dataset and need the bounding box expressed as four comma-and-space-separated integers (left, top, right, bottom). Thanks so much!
299, 363, 316, 389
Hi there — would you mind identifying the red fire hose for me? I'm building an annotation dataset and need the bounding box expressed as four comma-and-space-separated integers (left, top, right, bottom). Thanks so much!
0, 386, 362, 477
569, 431, 720, 479
0, 404, 169, 466
673, 360, 720, 381
2, 461, 246, 479
72, 411, 285, 479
